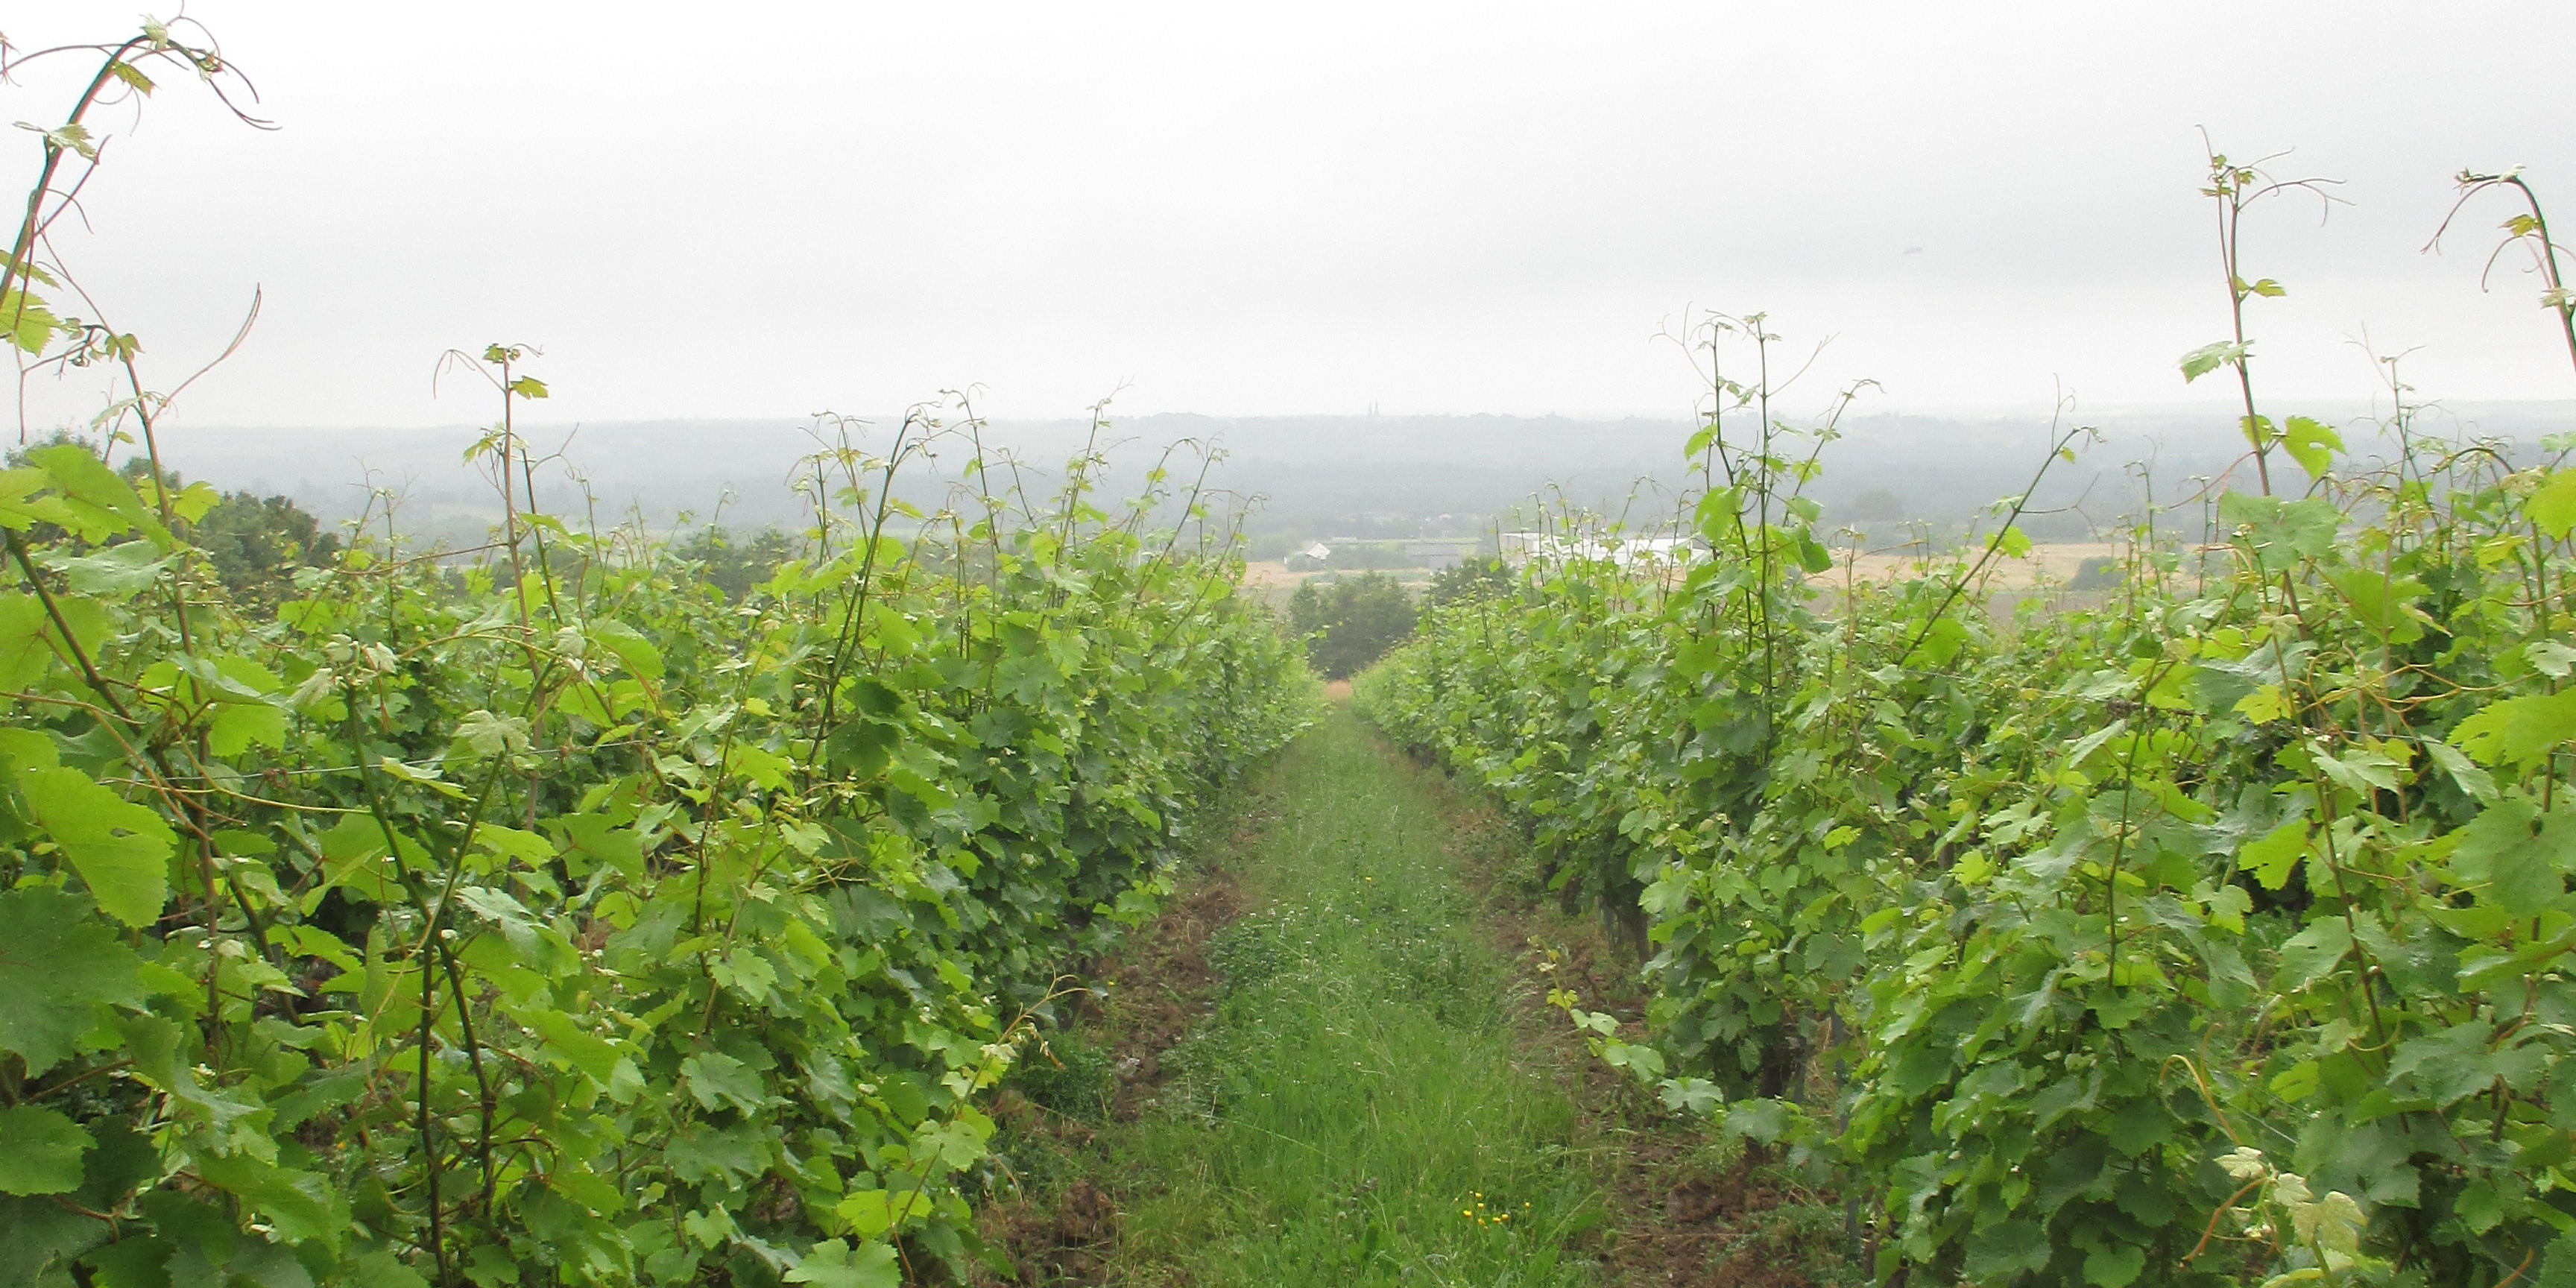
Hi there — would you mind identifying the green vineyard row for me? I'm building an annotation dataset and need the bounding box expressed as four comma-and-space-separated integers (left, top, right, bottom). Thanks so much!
1358, 321, 2576, 1284
0, 414, 1313, 1286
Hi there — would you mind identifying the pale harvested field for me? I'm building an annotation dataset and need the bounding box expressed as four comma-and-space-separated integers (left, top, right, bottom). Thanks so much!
1238, 560, 1317, 591
1237, 543, 2125, 602
1834, 540, 2121, 591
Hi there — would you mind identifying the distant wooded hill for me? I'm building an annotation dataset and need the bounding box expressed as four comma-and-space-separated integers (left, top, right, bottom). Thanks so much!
146, 402, 2576, 547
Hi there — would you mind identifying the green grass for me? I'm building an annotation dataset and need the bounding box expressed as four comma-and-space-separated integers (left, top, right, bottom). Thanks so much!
1000, 708, 1609, 1285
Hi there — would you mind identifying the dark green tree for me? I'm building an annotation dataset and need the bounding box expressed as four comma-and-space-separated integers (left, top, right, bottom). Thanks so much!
1287, 571, 1416, 678
671, 525, 798, 601
1424, 555, 1514, 607
87, 453, 341, 609
192, 492, 343, 607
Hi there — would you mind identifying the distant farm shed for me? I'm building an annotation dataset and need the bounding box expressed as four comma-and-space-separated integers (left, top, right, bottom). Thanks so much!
1403, 539, 1478, 570
1500, 532, 1705, 568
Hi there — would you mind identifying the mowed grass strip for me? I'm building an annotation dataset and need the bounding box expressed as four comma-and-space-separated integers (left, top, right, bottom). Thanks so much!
1052, 708, 1607, 1286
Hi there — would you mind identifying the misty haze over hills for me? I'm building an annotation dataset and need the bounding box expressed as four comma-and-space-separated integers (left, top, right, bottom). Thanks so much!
142, 400, 2576, 552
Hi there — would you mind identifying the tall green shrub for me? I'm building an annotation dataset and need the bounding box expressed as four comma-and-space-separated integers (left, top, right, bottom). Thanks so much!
1288, 571, 1418, 679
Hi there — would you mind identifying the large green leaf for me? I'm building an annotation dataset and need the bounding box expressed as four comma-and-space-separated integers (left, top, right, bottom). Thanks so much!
0, 1193, 108, 1288
2275, 917, 2353, 991
446, 709, 530, 764
2451, 689, 2576, 774
2217, 491, 2339, 572
2530, 469, 2576, 540
523, 1008, 633, 1092
680, 1050, 767, 1116
21, 766, 173, 928
0, 888, 145, 1076
2238, 821, 2309, 891
348, 1250, 431, 1288
2534, 1233, 2576, 1288
826, 716, 898, 777
2279, 415, 2343, 479
0, 288, 60, 355
57, 542, 172, 601
554, 812, 643, 880
2387, 1020, 2542, 1107
2323, 567, 2428, 644
0, 1105, 92, 1196
2451, 797, 2576, 910
1963, 1218, 2051, 1279
0, 467, 73, 534
2085, 1243, 2146, 1288
784, 1240, 900, 1288
189, 1155, 348, 1251
206, 700, 288, 758
22, 445, 148, 544
0, 593, 56, 692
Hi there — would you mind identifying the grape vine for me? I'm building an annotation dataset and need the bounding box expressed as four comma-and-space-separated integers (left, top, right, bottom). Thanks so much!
1360, 184, 2576, 1286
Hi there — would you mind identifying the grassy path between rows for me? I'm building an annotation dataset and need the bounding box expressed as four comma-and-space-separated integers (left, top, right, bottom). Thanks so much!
981, 706, 1616, 1285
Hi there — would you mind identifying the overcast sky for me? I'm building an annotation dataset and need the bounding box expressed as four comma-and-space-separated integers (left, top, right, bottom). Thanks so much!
12, 1, 2576, 438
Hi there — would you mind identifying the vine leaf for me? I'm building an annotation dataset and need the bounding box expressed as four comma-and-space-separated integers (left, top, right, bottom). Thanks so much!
2536, 1234, 2576, 1288
59, 542, 174, 600
22, 766, 174, 928
2219, 493, 2340, 572
1964, 1219, 2051, 1279
0, 594, 55, 691
2451, 797, 2574, 910
2084, 1243, 2147, 1288
1794, 530, 1832, 574
825, 717, 898, 778
2291, 1188, 2367, 1261
2450, 689, 2576, 773
2387, 1020, 2541, 1107
2275, 918, 2353, 991
2422, 741, 2497, 802
2239, 821, 2310, 891
23, 445, 151, 543
447, 709, 531, 763
680, 1051, 767, 1116
586, 618, 664, 681
350, 1251, 429, 1288
2178, 341, 2249, 383
2323, 569, 2428, 644
0, 1105, 93, 1195
0, 888, 147, 1075
2530, 470, 2576, 540
189, 1154, 350, 1250
0, 288, 59, 355
523, 1009, 637, 1097
2280, 415, 2343, 479
785, 1239, 900, 1288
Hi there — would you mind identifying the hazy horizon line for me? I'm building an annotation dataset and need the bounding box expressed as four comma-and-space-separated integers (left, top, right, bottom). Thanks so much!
142, 394, 2576, 438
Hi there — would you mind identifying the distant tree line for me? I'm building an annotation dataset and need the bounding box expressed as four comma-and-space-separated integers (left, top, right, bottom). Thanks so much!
669, 525, 798, 601
1287, 571, 1416, 678
30, 444, 349, 610
1424, 555, 1513, 606
189, 490, 342, 607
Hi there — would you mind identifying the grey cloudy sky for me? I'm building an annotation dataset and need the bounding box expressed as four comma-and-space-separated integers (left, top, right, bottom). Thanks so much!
14, 1, 2576, 435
